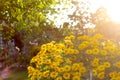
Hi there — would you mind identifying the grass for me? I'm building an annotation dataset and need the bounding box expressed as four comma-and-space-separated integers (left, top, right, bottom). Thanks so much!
4, 69, 28, 80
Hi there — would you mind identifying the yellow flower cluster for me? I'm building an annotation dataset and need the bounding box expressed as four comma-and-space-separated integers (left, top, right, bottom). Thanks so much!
109, 71, 120, 80
28, 36, 86, 80
28, 33, 120, 80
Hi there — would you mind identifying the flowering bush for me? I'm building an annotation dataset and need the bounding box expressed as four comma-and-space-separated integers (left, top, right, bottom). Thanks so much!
28, 34, 120, 80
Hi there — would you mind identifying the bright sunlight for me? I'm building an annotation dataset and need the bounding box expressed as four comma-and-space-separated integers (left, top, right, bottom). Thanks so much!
105, 1, 120, 23
49, 0, 120, 27
91, 0, 120, 23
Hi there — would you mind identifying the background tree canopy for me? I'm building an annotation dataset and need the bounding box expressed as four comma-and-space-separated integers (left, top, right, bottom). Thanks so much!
0, 0, 57, 48
0, 0, 56, 31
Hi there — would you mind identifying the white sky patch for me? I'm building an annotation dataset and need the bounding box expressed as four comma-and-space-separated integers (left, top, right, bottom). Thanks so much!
47, 2, 75, 27
47, 0, 120, 27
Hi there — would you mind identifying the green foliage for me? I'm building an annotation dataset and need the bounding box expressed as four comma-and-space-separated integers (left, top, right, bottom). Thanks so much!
1, 70, 28, 80
2, 26, 15, 41
30, 46, 41, 57
0, 0, 56, 31
39, 27, 65, 44
59, 22, 72, 37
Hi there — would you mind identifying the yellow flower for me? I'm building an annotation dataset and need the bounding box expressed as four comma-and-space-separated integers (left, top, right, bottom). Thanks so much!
27, 66, 34, 71
118, 72, 120, 76
63, 72, 70, 79
97, 65, 105, 72
74, 49, 79, 54
54, 55, 63, 63
50, 72, 58, 78
91, 58, 99, 67
77, 35, 89, 41
92, 48, 99, 55
51, 41, 56, 44
45, 59, 52, 65
90, 40, 99, 48
82, 41, 89, 45
116, 76, 120, 80
55, 49, 63, 53
78, 43, 88, 50
69, 49, 76, 54
72, 63, 80, 71
115, 61, 120, 68
28, 34, 120, 80
92, 69, 97, 76
64, 40, 73, 45
33, 69, 41, 76
85, 49, 92, 54
103, 62, 111, 68
72, 76, 80, 80
64, 48, 69, 54
97, 72, 105, 79
50, 62, 59, 69
110, 77, 117, 80
65, 35, 75, 40
108, 46, 116, 53
47, 44, 53, 50
55, 76, 63, 80
66, 59, 72, 64
43, 70, 50, 78
37, 59, 43, 65
28, 66, 35, 77
91, 61, 99, 67
64, 65, 71, 72
100, 49, 108, 56
55, 43, 65, 49
30, 76, 36, 80
70, 55, 77, 61
30, 57, 37, 63
58, 67, 64, 72
93, 57, 99, 62
69, 35, 75, 40
109, 71, 117, 78
79, 67, 87, 73
65, 36, 71, 40
71, 72, 81, 77
41, 44, 47, 50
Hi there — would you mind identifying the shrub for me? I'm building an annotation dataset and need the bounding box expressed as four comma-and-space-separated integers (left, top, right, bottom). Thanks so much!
28, 34, 120, 80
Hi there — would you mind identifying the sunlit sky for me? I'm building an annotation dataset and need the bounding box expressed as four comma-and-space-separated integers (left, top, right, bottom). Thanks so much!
91, 0, 120, 23
48, 0, 120, 27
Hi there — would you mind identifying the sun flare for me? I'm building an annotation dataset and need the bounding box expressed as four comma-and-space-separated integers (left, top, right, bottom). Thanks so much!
91, 0, 120, 23
95, 0, 120, 22
108, 9, 120, 23
103, 0, 120, 23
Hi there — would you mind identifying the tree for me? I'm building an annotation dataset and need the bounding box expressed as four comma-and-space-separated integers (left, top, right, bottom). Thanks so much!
92, 7, 111, 25
0, 0, 56, 27
0, 0, 56, 50
0, 0, 59, 67
68, 0, 92, 36
0, 0, 56, 42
